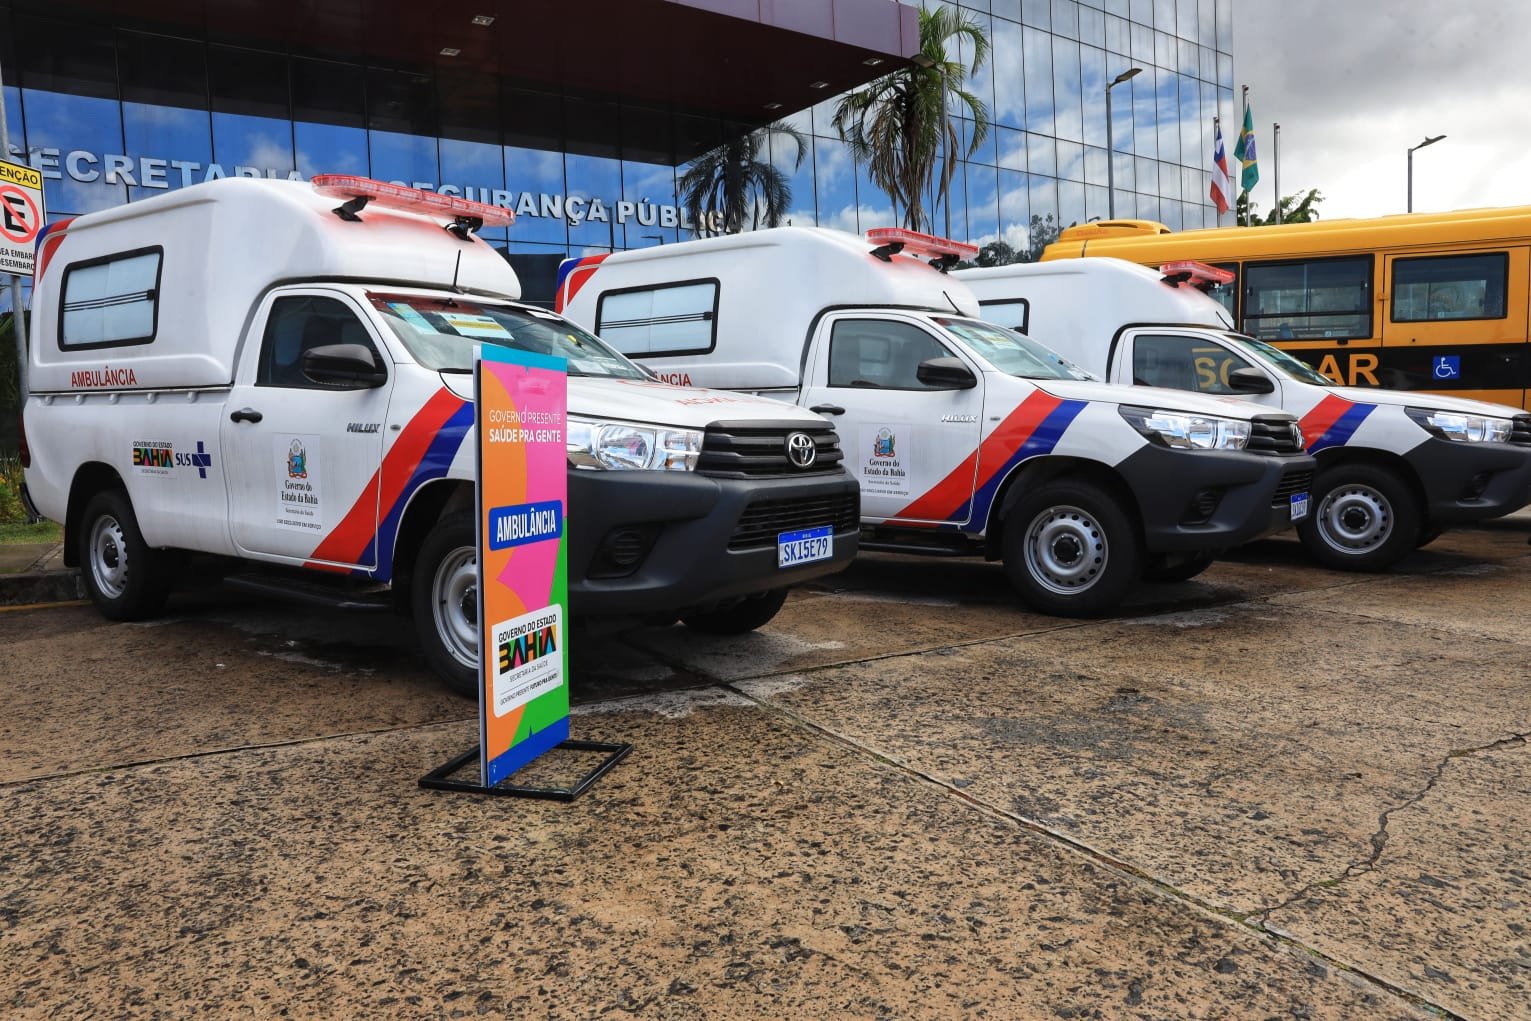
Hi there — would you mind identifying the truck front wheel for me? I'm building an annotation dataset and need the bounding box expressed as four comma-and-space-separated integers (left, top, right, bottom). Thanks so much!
78, 489, 176, 620
1002, 481, 1140, 616
1297, 465, 1419, 572
681, 588, 789, 635
411, 511, 479, 696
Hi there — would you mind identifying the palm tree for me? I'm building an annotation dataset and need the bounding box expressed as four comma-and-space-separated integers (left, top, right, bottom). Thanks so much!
678, 121, 808, 237
831, 5, 990, 236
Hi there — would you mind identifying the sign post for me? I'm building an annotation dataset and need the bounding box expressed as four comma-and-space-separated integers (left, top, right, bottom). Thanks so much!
421, 344, 630, 801
0, 54, 41, 399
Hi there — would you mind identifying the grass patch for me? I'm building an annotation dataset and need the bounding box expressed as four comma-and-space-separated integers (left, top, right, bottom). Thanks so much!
0, 519, 60, 544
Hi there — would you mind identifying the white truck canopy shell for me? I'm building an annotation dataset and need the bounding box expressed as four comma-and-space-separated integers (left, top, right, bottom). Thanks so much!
29, 177, 520, 393
562, 226, 982, 391
958, 257, 1233, 377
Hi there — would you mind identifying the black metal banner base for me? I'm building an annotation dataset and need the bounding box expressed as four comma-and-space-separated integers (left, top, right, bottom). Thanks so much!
419, 740, 633, 802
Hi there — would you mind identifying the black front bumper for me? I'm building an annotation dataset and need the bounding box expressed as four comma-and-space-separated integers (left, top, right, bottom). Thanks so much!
1403, 437, 1531, 525
566, 468, 860, 618
1116, 446, 1317, 553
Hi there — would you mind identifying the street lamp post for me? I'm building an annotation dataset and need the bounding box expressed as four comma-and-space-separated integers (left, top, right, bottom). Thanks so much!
1105, 67, 1142, 219
1407, 134, 1446, 213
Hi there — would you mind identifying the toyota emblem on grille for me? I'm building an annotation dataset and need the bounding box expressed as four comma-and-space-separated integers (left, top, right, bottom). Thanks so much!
786, 432, 817, 468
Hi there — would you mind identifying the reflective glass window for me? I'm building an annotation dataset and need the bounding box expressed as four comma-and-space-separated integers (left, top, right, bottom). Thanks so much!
966, 162, 999, 243
505, 146, 568, 246
1130, 66, 1156, 157
211, 47, 295, 178
855, 155, 894, 233
1085, 183, 1109, 220
1129, 0, 1154, 25
1243, 258, 1372, 341
1057, 139, 1085, 182
504, 88, 562, 152
994, 0, 1024, 21
370, 130, 439, 189
1026, 132, 1057, 178
1111, 150, 1135, 192
505, 244, 570, 308
618, 105, 678, 247
22, 90, 126, 214
1021, 0, 1052, 29
998, 169, 1030, 254
1216, 0, 1232, 50
1391, 254, 1509, 323
1198, 0, 1217, 46
441, 138, 508, 240
1155, 70, 1180, 166
1084, 145, 1108, 186
1052, 0, 1079, 38
293, 59, 368, 179
1059, 179, 1085, 228
998, 127, 1028, 172
992, 18, 1025, 129
565, 152, 620, 249
119, 34, 213, 200
1154, 0, 1176, 31
936, 161, 968, 242
769, 123, 817, 230
1029, 175, 1059, 253
1134, 155, 1158, 193
1078, 4, 1106, 46
813, 136, 857, 234
1080, 46, 1107, 149
1177, 0, 1199, 38
1022, 27, 1055, 135
1051, 37, 1083, 143
1105, 14, 1129, 52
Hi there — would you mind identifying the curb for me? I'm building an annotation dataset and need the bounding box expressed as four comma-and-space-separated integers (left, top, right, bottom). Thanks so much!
0, 569, 84, 607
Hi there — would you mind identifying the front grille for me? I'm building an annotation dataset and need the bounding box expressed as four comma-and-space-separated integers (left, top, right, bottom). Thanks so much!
728, 492, 860, 551
1512, 415, 1531, 446
1273, 468, 1314, 502
697, 420, 845, 478
1247, 415, 1305, 455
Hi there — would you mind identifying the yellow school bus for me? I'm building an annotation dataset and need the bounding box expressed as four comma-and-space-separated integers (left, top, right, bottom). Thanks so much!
1041, 207, 1531, 410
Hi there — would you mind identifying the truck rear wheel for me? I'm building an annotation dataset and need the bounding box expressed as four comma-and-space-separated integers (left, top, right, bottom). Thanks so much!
78, 489, 176, 621
681, 588, 789, 635
1002, 481, 1140, 617
411, 511, 479, 696
1297, 465, 1419, 572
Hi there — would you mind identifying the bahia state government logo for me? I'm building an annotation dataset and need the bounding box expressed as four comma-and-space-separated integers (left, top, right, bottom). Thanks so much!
872, 428, 897, 458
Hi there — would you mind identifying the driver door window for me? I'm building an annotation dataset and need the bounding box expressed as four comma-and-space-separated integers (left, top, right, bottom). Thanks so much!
258, 295, 383, 389
1132, 333, 1252, 395
829, 319, 953, 390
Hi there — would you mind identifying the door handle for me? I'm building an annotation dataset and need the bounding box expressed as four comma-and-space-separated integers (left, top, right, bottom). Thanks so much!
229, 408, 263, 424
810, 404, 846, 416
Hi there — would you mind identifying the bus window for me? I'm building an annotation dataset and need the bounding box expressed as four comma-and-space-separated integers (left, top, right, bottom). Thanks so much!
1205, 262, 1238, 318
1391, 252, 1509, 322
1242, 257, 1370, 341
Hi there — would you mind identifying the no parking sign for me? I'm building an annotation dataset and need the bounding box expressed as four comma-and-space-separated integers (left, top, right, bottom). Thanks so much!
0, 157, 44, 277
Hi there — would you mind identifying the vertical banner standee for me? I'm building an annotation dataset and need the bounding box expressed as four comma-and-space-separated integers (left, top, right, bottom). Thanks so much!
420, 344, 630, 801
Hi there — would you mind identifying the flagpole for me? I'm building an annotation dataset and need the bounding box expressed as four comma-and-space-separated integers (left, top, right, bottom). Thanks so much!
1213, 116, 1221, 227
1240, 85, 1250, 226
1272, 122, 1281, 225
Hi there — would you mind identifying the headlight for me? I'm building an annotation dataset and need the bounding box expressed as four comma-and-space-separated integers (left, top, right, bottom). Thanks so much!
1119, 405, 1252, 450
566, 416, 703, 470
1405, 407, 1513, 444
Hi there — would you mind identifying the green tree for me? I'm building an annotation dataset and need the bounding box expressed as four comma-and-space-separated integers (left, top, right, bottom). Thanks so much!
1235, 188, 1323, 226
678, 120, 808, 237
832, 5, 990, 235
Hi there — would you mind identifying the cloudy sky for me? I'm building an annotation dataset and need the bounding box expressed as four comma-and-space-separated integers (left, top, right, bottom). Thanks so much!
1234, 0, 1531, 220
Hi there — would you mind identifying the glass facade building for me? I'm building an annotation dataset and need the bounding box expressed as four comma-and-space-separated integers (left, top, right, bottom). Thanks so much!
0, 0, 1233, 309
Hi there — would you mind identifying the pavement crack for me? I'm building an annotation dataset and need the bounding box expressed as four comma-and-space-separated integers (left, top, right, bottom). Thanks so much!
1252, 730, 1529, 924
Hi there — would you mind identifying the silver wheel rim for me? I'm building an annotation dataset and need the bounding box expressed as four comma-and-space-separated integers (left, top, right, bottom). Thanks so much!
431, 546, 479, 670
1024, 504, 1108, 596
89, 514, 129, 600
1317, 483, 1392, 554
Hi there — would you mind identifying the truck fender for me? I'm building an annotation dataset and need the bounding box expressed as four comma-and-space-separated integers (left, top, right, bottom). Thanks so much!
1309, 446, 1426, 512
63, 462, 129, 569
984, 455, 1143, 562
388, 479, 474, 612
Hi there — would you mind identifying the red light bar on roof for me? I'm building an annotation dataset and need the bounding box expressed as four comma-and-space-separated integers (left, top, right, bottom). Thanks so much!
865, 227, 979, 260
311, 174, 515, 226
1160, 260, 1234, 286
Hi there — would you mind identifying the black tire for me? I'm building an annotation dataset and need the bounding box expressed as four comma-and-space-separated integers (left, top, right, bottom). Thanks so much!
681, 588, 789, 635
1001, 480, 1141, 616
1415, 527, 1444, 549
1296, 464, 1420, 572
1141, 551, 1216, 584
77, 489, 175, 621
410, 511, 479, 696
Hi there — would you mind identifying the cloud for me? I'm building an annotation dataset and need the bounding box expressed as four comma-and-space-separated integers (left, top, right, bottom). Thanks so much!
1236, 1, 1531, 218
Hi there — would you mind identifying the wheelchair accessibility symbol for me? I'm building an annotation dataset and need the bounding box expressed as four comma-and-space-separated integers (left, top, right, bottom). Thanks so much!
1433, 355, 1461, 380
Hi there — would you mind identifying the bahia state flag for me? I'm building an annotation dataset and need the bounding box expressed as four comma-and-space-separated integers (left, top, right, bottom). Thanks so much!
1233, 104, 1259, 192
1209, 119, 1231, 214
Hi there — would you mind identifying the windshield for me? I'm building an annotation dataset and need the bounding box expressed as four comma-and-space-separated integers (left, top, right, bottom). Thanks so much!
370, 294, 648, 379
1225, 333, 1334, 386
931, 317, 1097, 381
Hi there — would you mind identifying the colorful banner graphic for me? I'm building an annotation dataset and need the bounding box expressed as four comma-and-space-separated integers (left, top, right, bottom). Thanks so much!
477, 345, 570, 787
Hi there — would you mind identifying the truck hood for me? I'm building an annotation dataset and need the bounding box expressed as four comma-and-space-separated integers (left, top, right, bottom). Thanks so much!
1326, 384, 1525, 419
439, 372, 820, 428
1026, 377, 1289, 421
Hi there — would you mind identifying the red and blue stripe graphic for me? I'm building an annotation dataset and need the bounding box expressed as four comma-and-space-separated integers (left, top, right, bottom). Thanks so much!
308, 389, 475, 578
1300, 394, 1376, 453
553, 254, 610, 313
895, 390, 1087, 530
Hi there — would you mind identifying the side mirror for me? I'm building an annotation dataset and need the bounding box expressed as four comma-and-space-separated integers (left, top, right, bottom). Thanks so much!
1228, 366, 1275, 394
302, 343, 387, 388
916, 356, 977, 390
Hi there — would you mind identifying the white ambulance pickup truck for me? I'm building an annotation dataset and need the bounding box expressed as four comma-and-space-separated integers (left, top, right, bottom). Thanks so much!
556, 227, 1317, 613
957, 256, 1531, 570
19, 177, 861, 691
